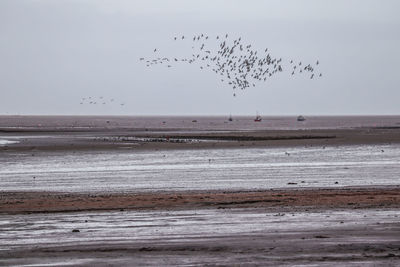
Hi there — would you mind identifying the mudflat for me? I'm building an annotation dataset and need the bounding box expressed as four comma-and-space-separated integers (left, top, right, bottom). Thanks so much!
1, 115, 400, 152
1, 115, 400, 265
1, 127, 400, 152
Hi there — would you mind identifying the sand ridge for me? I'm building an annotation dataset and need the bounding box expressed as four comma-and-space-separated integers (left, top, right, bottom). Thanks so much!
2, 187, 400, 214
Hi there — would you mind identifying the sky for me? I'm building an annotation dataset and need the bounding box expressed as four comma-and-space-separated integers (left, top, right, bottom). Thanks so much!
1, 0, 399, 116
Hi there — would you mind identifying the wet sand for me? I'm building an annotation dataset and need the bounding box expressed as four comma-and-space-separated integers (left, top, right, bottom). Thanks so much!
1, 187, 400, 214
1, 116, 400, 265
1, 202, 399, 266
1, 127, 400, 152
1, 188, 399, 265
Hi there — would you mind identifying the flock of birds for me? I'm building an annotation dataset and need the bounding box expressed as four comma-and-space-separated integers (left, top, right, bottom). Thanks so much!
141, 34, 322, 96
79, 35, 322, 105
79, 96, 125, 107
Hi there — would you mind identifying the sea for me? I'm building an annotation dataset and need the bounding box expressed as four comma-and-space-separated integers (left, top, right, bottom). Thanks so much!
0, 115, 400, 130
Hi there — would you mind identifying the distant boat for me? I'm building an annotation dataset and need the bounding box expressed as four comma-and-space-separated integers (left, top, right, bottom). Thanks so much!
297, 115, 306, 122
228, 114, 233, 121
254, 112, 262, 122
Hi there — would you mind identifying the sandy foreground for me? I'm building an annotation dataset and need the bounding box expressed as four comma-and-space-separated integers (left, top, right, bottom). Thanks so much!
1, 119, 400, 265
1, 188, 400, 266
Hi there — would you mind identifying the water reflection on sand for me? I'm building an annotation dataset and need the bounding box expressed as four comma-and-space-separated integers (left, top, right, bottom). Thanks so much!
1, 144, 399, 192
1, 208, 399, 266
0, 140, 19, 146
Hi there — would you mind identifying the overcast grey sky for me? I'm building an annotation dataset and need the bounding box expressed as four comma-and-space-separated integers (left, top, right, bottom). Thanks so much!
1, 0, 399, 115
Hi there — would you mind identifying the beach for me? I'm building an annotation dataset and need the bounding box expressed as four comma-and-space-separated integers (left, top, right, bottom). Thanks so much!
1, 115, 400, 266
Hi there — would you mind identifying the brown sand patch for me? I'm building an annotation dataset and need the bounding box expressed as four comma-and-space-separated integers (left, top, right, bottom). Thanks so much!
1, 187, 399, 214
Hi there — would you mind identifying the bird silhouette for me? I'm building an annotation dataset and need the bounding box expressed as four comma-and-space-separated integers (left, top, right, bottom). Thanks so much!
140, 34, 323, 93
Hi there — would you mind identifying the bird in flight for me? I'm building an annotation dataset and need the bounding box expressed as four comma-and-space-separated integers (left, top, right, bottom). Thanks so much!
140, 34, 323, 94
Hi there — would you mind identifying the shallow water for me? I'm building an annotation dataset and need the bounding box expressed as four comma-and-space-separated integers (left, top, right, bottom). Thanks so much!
0, 140, 19, 146
1, 144, 399, 192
